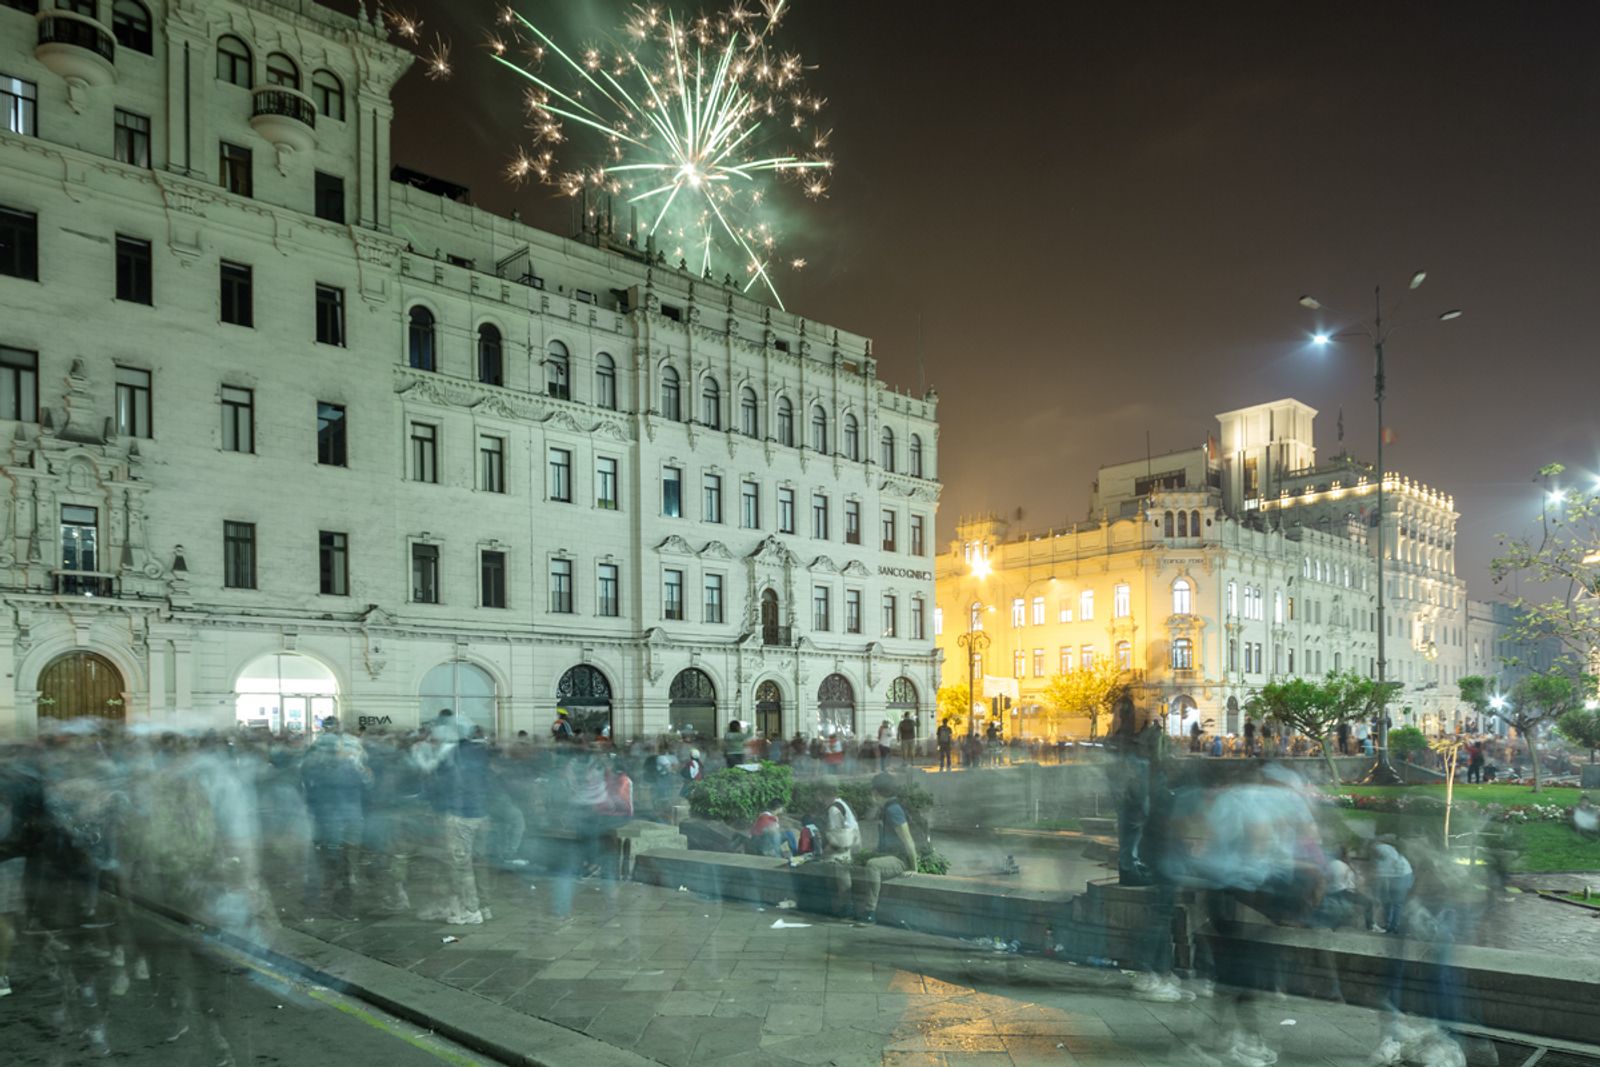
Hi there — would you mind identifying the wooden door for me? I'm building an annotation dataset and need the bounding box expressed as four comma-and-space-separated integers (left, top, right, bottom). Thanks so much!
38, 651, 126, 722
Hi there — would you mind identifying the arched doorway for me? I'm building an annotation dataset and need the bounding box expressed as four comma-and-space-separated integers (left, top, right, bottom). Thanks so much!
1226, 696, 1240, 736
669, 668, 717, 739
235, 653, 338, 734
555, 665, 613, 740
887, 676, 918, 736
1167, 694, 1198, 738
817, 673, 855, 738
754, 679, 782, 739
37, 651, 125, 723
422, 661, 498, 735
760, 588, 781, 645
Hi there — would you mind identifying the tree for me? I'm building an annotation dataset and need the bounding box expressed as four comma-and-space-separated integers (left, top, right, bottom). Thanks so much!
1556, 705, 1600, 763
1246, 676, 1340, 782
1042, 660, 1128, 740
936, 683, 972, 736
1461, 671, 1590, 793
1490, 464, 1599, 675
1386, 726, 1428, 760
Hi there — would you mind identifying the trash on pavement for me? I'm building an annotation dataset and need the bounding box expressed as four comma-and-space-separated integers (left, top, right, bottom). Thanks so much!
677, 885, 688, 892
440, 936, 460, 944
1281, 1019, 1297, 1026
770, 918, 811, 929
776, 899, 797, 909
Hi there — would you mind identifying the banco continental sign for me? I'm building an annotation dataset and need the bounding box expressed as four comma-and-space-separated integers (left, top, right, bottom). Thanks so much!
878, 566, 934, 581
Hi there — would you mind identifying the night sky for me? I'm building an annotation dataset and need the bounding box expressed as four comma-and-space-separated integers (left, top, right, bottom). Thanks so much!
367, 0, 1600, 599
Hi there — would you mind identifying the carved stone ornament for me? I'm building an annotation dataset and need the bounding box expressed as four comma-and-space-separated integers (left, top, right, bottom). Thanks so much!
699, 541, 733, 560
841, 560, 872, 578
657, 534, 695, 556
747, 535, 796, 567
808, 555, 838, 574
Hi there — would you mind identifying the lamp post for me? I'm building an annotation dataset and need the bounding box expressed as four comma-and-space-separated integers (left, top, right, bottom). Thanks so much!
1301, 273, 1461, 785
957, 629, 990, 738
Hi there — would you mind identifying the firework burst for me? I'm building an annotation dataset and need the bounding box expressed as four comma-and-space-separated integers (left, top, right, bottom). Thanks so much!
490, 1, 832, 308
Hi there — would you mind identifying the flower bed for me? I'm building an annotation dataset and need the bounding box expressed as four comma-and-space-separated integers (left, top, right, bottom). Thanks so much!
1321, 792, 1574, 825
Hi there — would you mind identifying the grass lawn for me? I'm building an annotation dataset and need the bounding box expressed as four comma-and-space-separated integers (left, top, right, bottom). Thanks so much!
1323, 783, 1588, 806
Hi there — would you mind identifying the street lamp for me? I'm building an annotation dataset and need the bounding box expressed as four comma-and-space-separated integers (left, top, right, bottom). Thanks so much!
956, 629, 991, 738
1300, 273, 1462, 785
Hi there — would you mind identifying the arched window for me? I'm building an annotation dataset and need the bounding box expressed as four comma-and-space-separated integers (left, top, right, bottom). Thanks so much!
477, 324, 502, 386
112, 0, 152, 54
909, 434, 924, 477
1171, 638, 1193, 670
809, 405, 827, 452
407, 306, 435, 370
842, 413, 859, 461
775, 396, 794, 446
556, 664, 612, 739
880, 427, 896, 472
817, 672, 856, 737
669, 667, 718, 739
545, 341, 570, 399
700, 375, 721, 429
420, 661, 497, 733
265, 52, 299, 90
1177, 510, 1188, 537
1191, 510, 1201, 537
594, 353, 617, 410
234, 652, 337, 734
216, 35, 253, 88
311, 69, 344, 121
1172, 578, 1192, 615
660, 366, 681, 421
1163, 511, 1174, 537
1115, 640, 1132, 670
739, 387, 759, 436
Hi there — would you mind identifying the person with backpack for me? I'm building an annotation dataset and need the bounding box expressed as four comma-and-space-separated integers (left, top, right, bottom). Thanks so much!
679, 747, 704, 797
810, 777, 859, 915
898, 713, 917, 764
936, 719, 954, 772
858, 773, 920, 923
551, 708, 576, 744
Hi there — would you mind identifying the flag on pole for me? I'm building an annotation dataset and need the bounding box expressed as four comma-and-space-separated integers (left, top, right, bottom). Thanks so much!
1381, 426, 1398, 445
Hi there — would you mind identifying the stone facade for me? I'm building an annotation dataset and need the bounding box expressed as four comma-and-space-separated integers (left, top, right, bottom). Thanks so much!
0, 0, 940, 739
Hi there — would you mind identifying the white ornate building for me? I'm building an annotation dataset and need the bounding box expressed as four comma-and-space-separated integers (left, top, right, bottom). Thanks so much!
0, 0, 941, 739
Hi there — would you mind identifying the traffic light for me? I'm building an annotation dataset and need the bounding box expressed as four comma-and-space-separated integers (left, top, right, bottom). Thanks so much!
1004, 696, 1012, 711
991, 696, 1000, 717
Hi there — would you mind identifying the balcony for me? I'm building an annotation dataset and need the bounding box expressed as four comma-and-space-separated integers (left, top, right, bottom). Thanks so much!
52, 570, 117, 598
762, 624, 793, 647
250, 86, 317, 152
34, 11, 116, 91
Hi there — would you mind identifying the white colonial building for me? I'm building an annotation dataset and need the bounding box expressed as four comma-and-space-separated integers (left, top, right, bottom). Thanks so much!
936, 399, 1470, 737
0, 0, 941, 740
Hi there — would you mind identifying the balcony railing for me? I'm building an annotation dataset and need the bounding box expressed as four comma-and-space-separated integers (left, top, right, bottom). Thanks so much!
37, 12, 115, 63
53, 570, 117, 597
252, 87, 317, 128
762, 625, 793, 647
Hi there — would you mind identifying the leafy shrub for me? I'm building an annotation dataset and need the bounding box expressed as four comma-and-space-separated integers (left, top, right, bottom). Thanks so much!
1387, 726, 1429, 758
790, 779, 934, 823
687, 761, 794, 824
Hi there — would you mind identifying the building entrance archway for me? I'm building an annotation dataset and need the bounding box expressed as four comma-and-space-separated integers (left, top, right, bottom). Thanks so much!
555, 665, 613, 740
754, 679, 782, 740
1226, 696, 1240, 736
422, 661, 498, 735
670, 668, 717, 739
235, 653, 338, 734
37, 651, 125, 724
817, 673, 856, 737
1167, 694, 1199, 738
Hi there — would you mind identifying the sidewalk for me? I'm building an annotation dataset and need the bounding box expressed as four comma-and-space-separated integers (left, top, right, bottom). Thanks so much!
268, 863, 1410, 1067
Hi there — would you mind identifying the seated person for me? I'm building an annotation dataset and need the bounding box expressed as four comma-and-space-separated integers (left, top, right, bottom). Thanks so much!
749, 803, 798, 858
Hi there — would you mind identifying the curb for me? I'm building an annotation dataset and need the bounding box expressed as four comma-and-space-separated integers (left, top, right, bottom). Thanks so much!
129, 893, 659, 1067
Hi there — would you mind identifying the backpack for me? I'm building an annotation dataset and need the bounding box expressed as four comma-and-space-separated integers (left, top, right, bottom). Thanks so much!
799, 798, 857, 857
795, 817, 824, 858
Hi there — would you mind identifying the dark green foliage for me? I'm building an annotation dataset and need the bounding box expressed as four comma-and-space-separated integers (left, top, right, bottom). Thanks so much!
1387, 725, 1429, 758
686, 761, 794, 824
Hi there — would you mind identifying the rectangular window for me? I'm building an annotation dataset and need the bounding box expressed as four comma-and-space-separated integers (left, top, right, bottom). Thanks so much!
115, 235, 152, 304
0, 346, 38, 422
411, 543, 439, 603
2, 74, 37, 137
314, 284, 345, 345
910, 514, 926, 556
60, 505, 98, 580
844, 500, 861, 545
0, 205, 39, 281
933, 606, 943, 637
223, 520, 256, 589
549, 558, 573, 613
319, 531, 348, 596
220, 260, 252, 326
811, 493, 829, 540
845, 588, 862, 634
1013, 650, 1025, 678
314, 171, 345, 223
1081, 644, 1095, 671
1080, 589, 1094, 621
740, 480, 760, 528
882, 594, 898, 638
1113, 584, 1130, 618
316, 402, 346, 466
778, 487, 795, 534
1060, 647, 1072, 674
1059, 602, 1073, 624
663, 568, 684, 620
812, 585, 830, 632
548, 447, 571, 502
220, 385, 253, 453
597, 563, 619, 617
1033, 648, 1045, 678
114, 366, 151, 437
479, 549, 506, 608
113, 108, 150, 167
662, 466, 682, 518
912, 598, 926, 640
1011, 598, 1025, 627
703, 473, 722, 523
704, 573, 724, 623
1031, 596, 1045, 626
219, 141, 253, 196
409, 422, 437, 483
881, 509, 897, 552
596, 456, 618, 509
461, 434, 498, 493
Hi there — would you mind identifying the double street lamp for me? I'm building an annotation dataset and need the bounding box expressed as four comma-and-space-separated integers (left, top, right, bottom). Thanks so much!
1299, 272, 1461, 785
